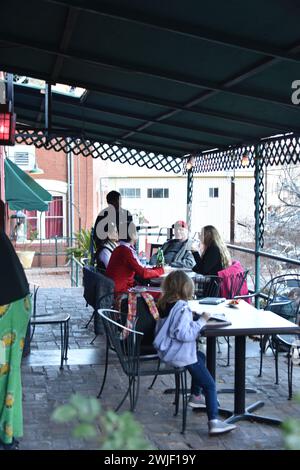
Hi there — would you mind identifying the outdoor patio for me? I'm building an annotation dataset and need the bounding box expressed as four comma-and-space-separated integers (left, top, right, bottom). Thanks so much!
20, 282, 300, 450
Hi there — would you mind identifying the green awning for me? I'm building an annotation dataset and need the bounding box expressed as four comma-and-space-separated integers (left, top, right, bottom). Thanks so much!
4, 158, 52, 211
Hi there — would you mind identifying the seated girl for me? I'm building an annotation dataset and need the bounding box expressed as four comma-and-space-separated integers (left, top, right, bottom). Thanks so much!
154, 270, 236, 436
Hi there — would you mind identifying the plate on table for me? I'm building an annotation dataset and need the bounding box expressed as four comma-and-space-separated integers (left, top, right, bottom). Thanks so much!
227, 300, 241, 309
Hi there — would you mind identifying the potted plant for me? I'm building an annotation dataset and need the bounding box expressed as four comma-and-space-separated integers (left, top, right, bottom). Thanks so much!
66, 228, 95, 265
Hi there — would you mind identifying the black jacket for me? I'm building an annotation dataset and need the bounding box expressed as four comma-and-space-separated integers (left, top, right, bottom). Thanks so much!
192, 243, 223, 276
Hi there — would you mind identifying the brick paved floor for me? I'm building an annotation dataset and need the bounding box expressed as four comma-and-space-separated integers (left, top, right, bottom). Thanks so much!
19, 287, 300, 450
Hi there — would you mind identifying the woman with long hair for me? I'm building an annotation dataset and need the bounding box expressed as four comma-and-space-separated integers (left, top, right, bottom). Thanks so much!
192, 225, 231, 276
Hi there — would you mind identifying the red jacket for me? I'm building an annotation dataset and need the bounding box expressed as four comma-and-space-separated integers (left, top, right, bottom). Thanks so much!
106, 245, 164, 293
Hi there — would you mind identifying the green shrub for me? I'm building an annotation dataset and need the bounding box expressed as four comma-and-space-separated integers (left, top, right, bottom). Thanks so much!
52, 394, 153, 450
282, 393, 300, 450
66, 228, 94, 264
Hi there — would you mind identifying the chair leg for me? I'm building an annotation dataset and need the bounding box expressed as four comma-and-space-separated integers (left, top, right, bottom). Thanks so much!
84, 311, 95, 328
216, 338, 221, 354
90, 335, 97, 344
180, 370, 188, 434
130, 375, 140, 412
274, 342, 279, 385
97, 342, 109, 398
115, 380, 132, 412
59, 322, 64, 370
258, 335, 264, 377
174, 374, 180, 416
148, 360, 161, 390
226, 337, 230, 366
64, 320, 69, 360
288, 348, 293, 400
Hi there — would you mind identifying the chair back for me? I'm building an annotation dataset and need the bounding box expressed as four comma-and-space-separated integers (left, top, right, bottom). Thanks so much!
120, 295, 157, 354
82, 266, 115, 334
150, 243, 162, 258
218, 261, 249, 301
99, 309, 144, 376
264, 274, 300, 322
193, 275, 222, 299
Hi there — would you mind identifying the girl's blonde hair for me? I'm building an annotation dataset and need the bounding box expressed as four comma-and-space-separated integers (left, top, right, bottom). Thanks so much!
203, 225, 231, 268
157, 270, 194, 312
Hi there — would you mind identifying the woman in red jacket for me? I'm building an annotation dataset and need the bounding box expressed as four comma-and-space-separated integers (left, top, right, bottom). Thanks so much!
106, 223, 164, 293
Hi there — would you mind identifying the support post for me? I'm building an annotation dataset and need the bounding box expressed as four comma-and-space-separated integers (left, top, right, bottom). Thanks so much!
230, 174, 235, 243
67, 138, 74, 248
254, 145, 264, 308
45, 83, 52, 140
186, 167, 194, 231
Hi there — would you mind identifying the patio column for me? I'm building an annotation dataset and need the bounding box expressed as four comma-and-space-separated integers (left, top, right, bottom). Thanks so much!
254, 145, 265, 307
186, 156, 195, 231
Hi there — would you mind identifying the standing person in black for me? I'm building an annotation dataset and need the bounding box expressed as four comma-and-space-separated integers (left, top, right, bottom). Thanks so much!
192, 225, 231, 276
93, 191, 132, 268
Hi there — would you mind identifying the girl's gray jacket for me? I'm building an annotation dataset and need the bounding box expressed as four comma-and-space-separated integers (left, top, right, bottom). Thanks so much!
153, 300, 206, 367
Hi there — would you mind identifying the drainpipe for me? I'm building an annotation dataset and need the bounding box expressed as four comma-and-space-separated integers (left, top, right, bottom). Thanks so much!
67, 139, 74, 247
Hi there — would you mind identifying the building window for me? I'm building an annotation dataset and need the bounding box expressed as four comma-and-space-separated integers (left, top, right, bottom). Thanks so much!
147, 188, 169, 198
45, 196, 64, 238
24, 196, 64, 240
26, 210, 38, 239
119, 188, 141, 198
209, 187, 219, 198
14, 151, 30, 167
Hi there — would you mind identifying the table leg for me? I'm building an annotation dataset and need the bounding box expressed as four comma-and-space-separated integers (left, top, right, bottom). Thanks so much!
206, 337, 216, 379
224, 336, 282, 425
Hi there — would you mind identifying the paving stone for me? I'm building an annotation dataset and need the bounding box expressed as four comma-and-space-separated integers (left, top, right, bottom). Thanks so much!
16, 284, 300, 450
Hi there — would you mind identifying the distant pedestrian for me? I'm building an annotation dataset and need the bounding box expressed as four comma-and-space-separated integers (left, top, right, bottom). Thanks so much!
0, 231, 31, 450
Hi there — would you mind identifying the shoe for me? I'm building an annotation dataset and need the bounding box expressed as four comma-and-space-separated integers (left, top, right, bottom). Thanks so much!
208, 419, 236, 435
188, 394, 206, 409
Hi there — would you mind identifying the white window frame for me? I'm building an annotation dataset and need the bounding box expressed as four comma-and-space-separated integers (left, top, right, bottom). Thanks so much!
147, 188, 169, 198
119, 188, 141, 198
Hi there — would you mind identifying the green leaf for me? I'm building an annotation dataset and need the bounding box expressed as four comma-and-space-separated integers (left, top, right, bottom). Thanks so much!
73, 423, 98, 439
70, 394, 101, 422
51, 404, 77, 423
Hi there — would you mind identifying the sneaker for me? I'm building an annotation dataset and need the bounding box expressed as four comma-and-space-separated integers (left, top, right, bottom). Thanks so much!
208, 419, 236, 435
188, 394, 206, 409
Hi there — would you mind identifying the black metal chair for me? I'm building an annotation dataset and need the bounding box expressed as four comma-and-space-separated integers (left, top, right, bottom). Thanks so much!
259, 274, 300, 398
82, 265, 114, 337
219, 269, 249, 366
193, 274, 222, 300
149, 243, 162, 258
29, 283, 70, 369
97, 293, 159, 399
98, 308, 188, 433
